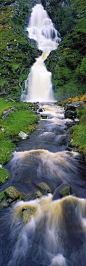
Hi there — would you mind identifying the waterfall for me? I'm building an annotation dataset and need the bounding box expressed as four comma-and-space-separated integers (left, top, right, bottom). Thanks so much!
21, 4, 61, 102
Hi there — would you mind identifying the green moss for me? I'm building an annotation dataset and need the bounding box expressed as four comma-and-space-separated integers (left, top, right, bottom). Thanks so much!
0, 168, 10, 184
71, 105, 86, 159
2, 109, 39, 139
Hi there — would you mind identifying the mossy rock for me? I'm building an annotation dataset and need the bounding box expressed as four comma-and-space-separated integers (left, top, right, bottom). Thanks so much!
5, 186, 22, 200
0, 190, 8, 207
53, 184, 71, 200
34, 190, 43, 198
0, 199, 9, 208
37, 182, 51, 194
0, 186, 22, 207
22, 189, 43, 202
22, 206, 37, 223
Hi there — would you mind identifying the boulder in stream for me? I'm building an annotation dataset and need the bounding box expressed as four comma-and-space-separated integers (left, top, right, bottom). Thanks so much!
5, 186, 22, 200
41, 114, 47, 119
53, 184, 71, 200
22, 206, 37, 223
37, 182, 51, 194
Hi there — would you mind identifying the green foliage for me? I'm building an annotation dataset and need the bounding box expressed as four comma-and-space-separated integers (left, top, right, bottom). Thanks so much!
71, 105, 86, 159
0, 97, 39, 166
80, 57, 86, 78
0, 168, 10, 184
45, 0, 86, 100
2, 110, 38, 139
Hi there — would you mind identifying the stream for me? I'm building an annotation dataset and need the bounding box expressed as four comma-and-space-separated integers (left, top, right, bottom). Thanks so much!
0, 103, 86, 266
0, 3, 86, 266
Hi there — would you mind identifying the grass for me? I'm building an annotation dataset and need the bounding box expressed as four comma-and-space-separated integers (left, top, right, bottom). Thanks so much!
71, 105, 86, 160
0, 97, 39, 183
0, 168, 10, 184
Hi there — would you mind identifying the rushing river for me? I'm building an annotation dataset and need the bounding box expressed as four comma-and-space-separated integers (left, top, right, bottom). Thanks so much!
0, 104, 86, 266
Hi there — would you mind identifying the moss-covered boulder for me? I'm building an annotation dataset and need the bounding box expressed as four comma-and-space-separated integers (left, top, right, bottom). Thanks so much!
23, 190, 43, 201
0, 186, 22, 207
5, 186, 21, 200
53, 184, 71, 200
22, 206, 36, 223
37, 182, 51, 194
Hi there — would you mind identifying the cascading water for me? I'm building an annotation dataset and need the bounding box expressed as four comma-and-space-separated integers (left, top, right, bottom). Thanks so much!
1, 4, 86, 266
21, 4, 61, 102
0, 104, 86, 266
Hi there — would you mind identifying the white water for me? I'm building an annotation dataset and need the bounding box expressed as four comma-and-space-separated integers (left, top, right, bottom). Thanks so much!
7, 195, 86, 266
21, 4, 61, 102
27, 4, 61, 52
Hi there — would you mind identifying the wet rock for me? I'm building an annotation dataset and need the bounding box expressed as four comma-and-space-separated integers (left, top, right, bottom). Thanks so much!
38, 108, 44, 112
72, 101, 84, 108
41, 114, 47, 119
19, 131, 29, 139
1, 199, 8, 208
0, 191, 8, 207
23, 190, 43, 201
34, 190, 43, 198
53, 184, 71, 200
5, 186, 21, 200
37, 182, 51, 194
22, 207, 36, 223
65, 104, 77, 119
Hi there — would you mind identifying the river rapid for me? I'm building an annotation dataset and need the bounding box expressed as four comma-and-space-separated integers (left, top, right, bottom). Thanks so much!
0, 103, 86, 266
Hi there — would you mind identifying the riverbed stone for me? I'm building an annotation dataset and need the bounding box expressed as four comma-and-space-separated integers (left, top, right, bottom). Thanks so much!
23, 190, 43, 201
53, 184, 71, 200
41, 114, 47, 119
19, 131, 28, 139
1, 199, 9, 208
37, 182, 51, 194
5, 186, 21, 200
22, 206, 36, 223
33, 190, 43, 199
38, 108, 44, 112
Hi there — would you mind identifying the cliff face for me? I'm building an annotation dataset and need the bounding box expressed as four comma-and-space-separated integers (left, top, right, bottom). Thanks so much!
0, 0, 86, 100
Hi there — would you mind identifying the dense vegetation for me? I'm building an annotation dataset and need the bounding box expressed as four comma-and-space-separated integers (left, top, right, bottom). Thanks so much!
60, 94, 86, 160
71, 104, 86, 160
0, 0, 39, 100
0, 98, 39, 183
43, 0, 86, 100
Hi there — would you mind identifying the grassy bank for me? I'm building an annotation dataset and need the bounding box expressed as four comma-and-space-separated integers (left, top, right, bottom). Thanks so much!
0, 97, 39, 184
